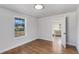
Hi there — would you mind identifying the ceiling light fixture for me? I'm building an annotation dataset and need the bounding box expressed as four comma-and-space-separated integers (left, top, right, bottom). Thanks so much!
34, 4, 44, 10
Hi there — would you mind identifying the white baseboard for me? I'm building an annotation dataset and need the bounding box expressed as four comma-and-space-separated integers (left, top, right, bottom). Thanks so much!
1, 38, 76, 53
66, 42, 76, 46
77, 47, 79, 53
38, 38, 52, 41
0, 38, 37, 53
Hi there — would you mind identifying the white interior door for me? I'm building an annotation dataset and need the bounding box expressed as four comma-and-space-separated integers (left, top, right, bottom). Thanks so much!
61, 17, 67, 48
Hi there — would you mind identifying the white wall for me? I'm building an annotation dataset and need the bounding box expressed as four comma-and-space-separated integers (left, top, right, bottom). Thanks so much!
38, 12, 77, 46
0, 7, 38, 53
38, 17, 52, 41
76, 8, 79, 53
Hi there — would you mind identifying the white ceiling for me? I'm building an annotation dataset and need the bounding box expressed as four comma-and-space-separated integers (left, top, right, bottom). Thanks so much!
0, 4, 79, 18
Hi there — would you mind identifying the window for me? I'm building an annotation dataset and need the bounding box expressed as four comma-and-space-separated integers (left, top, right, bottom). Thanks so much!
15, 17, 25, 37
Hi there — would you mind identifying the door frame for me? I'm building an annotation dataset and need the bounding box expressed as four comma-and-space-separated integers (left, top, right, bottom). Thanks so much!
52, 16, 67, 48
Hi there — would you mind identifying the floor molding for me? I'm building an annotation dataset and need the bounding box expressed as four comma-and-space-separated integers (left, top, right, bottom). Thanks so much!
66, 44, 78, 53
2, 39, 77, 54
1, 38, 37, 54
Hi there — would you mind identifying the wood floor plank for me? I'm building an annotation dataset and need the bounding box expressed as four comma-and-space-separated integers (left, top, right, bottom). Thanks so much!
2, 39, 77, 54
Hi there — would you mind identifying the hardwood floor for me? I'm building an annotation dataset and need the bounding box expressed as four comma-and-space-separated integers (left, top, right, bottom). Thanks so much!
2, 39, 77, 54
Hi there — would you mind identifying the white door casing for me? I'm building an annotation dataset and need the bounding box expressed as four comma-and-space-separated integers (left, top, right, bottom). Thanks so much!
52, 16, 67, 48
61, 16, 67, 48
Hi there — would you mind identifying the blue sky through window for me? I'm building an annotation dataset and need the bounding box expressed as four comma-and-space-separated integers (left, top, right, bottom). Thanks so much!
15, 18, 24, 25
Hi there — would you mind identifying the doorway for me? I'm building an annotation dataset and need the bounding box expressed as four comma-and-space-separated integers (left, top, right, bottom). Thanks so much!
52, 17, 67, 53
